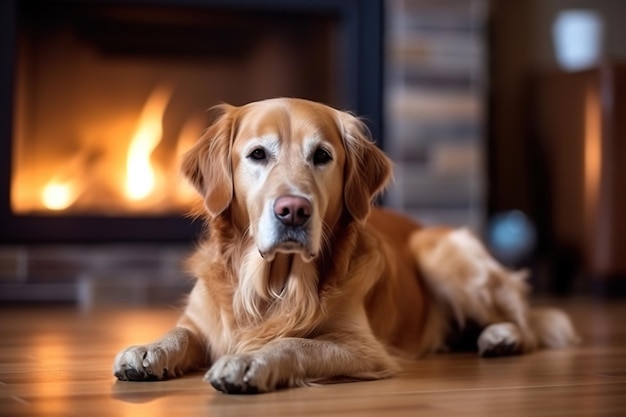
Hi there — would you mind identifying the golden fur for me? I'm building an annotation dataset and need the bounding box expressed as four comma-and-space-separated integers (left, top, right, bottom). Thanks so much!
114, 98, 580, 394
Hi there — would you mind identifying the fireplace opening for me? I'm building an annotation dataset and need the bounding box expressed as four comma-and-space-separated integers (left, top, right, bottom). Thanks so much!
0, 0, 381, 304
1, 0, 383, 243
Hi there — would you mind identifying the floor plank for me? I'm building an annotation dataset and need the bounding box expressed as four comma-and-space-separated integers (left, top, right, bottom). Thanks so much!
1, 299, 625, 416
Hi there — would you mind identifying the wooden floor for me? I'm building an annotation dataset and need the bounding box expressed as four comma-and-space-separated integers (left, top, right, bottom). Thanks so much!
1, 298, 625, 417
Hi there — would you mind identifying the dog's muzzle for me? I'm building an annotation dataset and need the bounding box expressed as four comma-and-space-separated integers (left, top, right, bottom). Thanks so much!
257, 195, 316, 262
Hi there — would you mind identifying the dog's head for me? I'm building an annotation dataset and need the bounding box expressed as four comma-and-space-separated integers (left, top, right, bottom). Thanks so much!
182, 98, 391, 262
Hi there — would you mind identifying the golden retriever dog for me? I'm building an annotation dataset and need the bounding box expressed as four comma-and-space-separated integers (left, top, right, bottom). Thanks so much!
113, 98, 580, 394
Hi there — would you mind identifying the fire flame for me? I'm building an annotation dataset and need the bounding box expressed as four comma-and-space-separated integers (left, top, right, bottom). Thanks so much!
124, 85, 172, 201
35, 84, 196, 213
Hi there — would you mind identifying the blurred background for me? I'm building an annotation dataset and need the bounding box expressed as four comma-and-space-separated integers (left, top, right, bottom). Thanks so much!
0, 0, 624, 308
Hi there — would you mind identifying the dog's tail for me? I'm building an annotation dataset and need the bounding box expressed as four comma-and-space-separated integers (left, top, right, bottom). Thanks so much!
528, 307, 581, 348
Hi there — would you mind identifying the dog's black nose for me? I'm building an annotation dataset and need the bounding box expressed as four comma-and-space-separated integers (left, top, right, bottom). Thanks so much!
274, 195, 311, 227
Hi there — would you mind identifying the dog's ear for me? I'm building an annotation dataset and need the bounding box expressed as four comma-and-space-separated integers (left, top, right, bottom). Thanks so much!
181, 104, 236, 217
337, 111, 392, 222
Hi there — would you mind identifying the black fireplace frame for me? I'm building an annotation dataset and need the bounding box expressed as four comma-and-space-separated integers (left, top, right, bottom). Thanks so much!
0, 0, 383, 243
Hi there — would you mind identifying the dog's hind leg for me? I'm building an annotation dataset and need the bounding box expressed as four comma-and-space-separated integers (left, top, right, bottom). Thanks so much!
409, 227, 580, 356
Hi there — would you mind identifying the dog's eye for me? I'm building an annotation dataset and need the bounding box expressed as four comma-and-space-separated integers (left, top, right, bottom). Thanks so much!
248, 148, 267, 161
313, 148, 332, 166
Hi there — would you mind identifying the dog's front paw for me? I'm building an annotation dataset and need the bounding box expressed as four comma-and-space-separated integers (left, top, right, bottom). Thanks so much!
205, 353, 277, 394
478, 323, 523, 357
114, 345, 171, 381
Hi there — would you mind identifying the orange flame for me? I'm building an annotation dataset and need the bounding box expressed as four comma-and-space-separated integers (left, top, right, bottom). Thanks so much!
124, 85, 172, 201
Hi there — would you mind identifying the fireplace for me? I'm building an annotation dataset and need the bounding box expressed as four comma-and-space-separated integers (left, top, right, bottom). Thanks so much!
0, 0, 383, 244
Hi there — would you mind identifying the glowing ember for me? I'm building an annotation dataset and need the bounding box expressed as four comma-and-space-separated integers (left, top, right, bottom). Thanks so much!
42, 181, 76, 211
125, 85, 172, 201
39, 151, 96, 211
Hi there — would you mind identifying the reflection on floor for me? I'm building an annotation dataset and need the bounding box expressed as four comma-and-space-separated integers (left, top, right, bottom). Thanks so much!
1, 298, 625, 417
